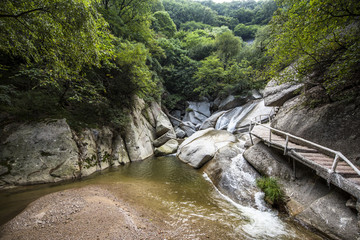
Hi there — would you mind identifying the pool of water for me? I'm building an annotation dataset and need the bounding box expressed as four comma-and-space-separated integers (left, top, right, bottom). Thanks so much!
0, 156, 322, 239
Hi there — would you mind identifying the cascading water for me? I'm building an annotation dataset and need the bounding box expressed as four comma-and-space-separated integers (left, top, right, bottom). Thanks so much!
215, 107, 243, 130
215, 102, 258, 133
227, 102, 258, 133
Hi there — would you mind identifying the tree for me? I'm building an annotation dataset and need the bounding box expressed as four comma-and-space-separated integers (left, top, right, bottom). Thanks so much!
0, 0, 113, 82
98, 0, 155, 44
215, 31, 242, 63
267, 0, 360, 99
194, 55, 224, 98
179, 30, 215, 61
152, 11, 177, 37
234, 24, 259, 40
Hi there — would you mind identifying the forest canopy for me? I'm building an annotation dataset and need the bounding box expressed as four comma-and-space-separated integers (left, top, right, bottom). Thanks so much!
0, 0, 358, 129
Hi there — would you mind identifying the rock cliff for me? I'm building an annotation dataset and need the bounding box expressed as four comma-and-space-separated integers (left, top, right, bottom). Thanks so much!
0, 96, 177, 188
271, 94, 360, 163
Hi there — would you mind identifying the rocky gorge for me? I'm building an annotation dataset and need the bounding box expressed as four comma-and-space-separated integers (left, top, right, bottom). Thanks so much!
0, 96, 178, 187
1, 80, 360, 239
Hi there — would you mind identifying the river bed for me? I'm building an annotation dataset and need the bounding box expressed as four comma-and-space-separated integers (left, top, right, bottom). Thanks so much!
0, 156, 323, 239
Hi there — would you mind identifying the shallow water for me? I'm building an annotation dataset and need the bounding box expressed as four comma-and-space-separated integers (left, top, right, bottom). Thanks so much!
0, 156, 322, 239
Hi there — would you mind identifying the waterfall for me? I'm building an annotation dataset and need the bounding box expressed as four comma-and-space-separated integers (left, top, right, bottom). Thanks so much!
227, 102, 257, 133
215, 102, 258, 133
215, 107, 243, 130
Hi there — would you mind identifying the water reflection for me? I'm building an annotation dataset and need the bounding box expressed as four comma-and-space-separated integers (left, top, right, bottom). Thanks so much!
0, 156, 322, 239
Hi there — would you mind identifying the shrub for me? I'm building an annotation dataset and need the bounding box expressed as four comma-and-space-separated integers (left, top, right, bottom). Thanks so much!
256, 177, 284, 206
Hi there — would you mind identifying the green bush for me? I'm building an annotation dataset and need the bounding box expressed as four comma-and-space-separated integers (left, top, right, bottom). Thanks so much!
256, 177, 284, 205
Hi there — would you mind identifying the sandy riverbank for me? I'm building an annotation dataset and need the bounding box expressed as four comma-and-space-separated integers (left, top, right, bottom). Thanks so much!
0, 185, 177, 240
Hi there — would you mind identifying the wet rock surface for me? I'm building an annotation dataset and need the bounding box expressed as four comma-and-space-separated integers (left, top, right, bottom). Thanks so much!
204, 142, 261, 206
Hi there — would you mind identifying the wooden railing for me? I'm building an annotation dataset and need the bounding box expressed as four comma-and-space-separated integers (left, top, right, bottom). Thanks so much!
249, 116, 360, 177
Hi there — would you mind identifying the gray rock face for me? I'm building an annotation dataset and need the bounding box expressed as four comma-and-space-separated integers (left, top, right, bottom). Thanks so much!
271, 95, 360, 162
176, 129, 238, 168
235, 100, 274, 130
155, 111, 173, 138
199, 111, 226, 130
244, 142, 359, 240
215, 102, 257, 132
175, 127, 186, 139
124, 96, 156, 161
0, 119, 79, 185
0, 96, 175, 187
111, 135, 130, 166
154, 139, 179, 156
179, 121, 196, 137
153, 130, 176, 148
297, 191, 358, 240
243, 142, 293, 180
183, 101, 211, 125
263, 79, 303, 107
218, 95, 248, 111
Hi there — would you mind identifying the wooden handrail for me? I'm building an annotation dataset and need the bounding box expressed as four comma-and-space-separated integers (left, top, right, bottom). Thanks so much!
250, 118, 360, 176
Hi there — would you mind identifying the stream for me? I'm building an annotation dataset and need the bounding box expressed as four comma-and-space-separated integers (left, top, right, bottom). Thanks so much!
0, 155, 323, 239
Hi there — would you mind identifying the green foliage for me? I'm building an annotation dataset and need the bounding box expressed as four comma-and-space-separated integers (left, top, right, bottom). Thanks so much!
156, 37, 199, 106
194, 55, 224, 98
152, 11, 177, 37
256, 177, 285, 205
163, 0, 218, 28
267, 0, 360, 98
215, 31, 242, 63
0, 0, 114, 83
114, 40, 160, 99
234, 24, 259, 40
180, 21, 212, 31
180, 30, 215, 61
221, 60, 254, 97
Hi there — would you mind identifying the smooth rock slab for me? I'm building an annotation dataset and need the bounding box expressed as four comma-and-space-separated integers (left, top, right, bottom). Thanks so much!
154, 139, 179, 156
263, 79, 303, 107
0, 119, 79, 185
176, 129, 238, 168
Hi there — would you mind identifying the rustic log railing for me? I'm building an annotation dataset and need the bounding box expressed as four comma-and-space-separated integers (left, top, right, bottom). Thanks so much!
249, 116, 360, 177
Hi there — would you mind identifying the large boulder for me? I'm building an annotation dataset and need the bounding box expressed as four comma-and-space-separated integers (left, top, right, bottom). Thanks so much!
271, 94, 360, 162
0, 119, 79, 186
243, 142, 292, 180
244, 142, 359, 240
154, 139, 179, 156
296, 191, 358, 240
176, 129, 238, 168
153, 130, 176, 148
263, 79, 303, 107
